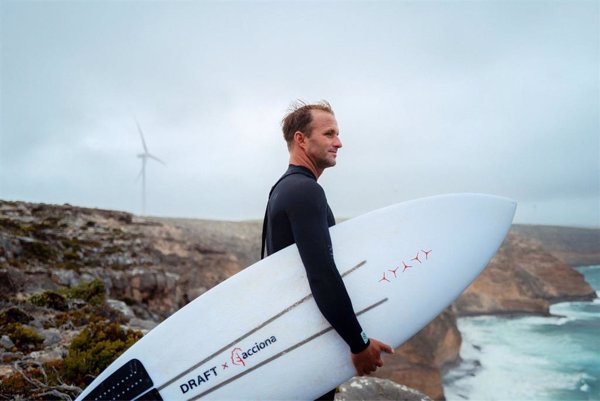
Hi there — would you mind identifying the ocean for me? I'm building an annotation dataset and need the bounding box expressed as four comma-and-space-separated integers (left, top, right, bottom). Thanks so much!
444, 265, 600, 401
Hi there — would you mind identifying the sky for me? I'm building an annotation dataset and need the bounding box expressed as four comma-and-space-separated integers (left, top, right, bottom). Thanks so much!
1, 0, 598, 227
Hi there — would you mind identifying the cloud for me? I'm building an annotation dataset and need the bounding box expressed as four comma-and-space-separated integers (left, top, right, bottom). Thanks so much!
1, 0, 597, 226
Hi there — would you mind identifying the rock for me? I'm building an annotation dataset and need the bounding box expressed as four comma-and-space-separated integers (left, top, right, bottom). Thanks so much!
373, 308, 460, 400
40, 328, 61, 347
27, 347, 65, 363
1, 200, 245, 319
186, 286, 208, 302
0, 363, 15, 377
0, 351, 23, 364
67, 298, 88, 310
107, 299, 136, 320
0, 335, 15, 350
0, 268, 26, 299
51, 269, 78, 287
127, 318, 158, 332
511, 224, 600, 267
336, 376, 432, 401
28, 318, 44, 330
454, 231, 597, 316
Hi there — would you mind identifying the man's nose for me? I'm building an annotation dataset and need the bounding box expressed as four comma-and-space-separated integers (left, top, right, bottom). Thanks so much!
334, 136, 343, 148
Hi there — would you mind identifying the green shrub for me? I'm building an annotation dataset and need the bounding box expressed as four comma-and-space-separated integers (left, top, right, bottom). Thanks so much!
21, 240, 56, 261
0, 307, 33, 326
55, 303, 126, 328
29, 291, 68, 311
0, 323, 44, 351
62, 321, 142, 386
0, 360, 74, 399
28, 279, 106, 311
64, 279, 105, 306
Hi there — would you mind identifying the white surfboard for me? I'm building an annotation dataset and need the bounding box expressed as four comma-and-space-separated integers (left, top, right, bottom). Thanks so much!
76, 193, 516, 401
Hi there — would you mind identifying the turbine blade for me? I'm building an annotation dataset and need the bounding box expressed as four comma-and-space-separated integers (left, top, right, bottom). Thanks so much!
135, 119, 149, 153
147, 154, 166, 165
135, 166, 144, 182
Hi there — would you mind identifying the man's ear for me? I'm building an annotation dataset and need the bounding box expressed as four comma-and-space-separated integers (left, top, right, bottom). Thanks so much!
293, 131, 306, 149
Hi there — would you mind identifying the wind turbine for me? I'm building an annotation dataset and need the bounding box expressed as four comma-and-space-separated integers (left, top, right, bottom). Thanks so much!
135, 120, 165, 215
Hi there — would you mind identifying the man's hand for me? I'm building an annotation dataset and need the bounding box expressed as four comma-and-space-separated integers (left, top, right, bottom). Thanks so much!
351, 338, 393, 376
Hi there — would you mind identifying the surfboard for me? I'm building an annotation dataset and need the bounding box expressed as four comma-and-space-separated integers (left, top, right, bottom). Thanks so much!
75, 193, 516, 401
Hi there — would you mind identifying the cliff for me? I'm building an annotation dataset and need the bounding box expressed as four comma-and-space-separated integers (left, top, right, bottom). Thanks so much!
373, 308, 461, 400
1, 199, 597, 400
0, 200, 242, 398
0, 200, 241, 320
511, 224, 600, 267
454, 229, 597, 316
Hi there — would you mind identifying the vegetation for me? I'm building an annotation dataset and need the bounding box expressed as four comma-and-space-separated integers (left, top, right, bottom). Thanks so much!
28, 279, 107, 311
55, 303, 127, 328
0, 323, 44, 352
63, 279, 106, 306
0, 320, 142, 400
0, 210, 137, 271
0, 307, 33, 326
21, 240, 57, 261
61, 321, 143, 387
0, 202, 149, 400
0, 360, 81, 401
2, 281, 140, 399
29, 291, 68, 311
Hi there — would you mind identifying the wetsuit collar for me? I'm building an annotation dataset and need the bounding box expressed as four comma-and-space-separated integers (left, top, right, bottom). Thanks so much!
287, 164, 317, 181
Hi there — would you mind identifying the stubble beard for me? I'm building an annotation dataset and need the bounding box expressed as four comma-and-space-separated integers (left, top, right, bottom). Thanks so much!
321, 153, 337, 169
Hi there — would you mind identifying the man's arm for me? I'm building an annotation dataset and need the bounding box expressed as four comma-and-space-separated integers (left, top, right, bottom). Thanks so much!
286, 180, 389, 359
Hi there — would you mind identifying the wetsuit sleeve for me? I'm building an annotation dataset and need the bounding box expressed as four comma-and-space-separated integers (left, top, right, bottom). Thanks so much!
286, 180, 369, 354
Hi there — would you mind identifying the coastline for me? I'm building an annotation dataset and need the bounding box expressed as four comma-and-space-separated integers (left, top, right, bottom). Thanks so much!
1, 199, 599, 400
444, 265, 600, 401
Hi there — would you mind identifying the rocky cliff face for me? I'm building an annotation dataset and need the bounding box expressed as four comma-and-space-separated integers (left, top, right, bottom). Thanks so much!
373, 308, 461, 400
511, 224, 600, 267
454, 230, 597, 316
0, 200, 241, 320
1, 200, 597, 401
0, 200, 243, 398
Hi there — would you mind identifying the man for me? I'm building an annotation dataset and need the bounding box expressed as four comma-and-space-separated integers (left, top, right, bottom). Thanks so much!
262, 101, 392, 400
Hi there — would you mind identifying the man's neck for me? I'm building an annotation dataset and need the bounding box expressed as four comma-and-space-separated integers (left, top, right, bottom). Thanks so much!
289, 153, 322, 180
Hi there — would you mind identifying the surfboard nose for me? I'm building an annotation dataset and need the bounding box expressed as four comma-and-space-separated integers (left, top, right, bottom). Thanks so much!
464, 193, 517, 217
469, 193, 517, 229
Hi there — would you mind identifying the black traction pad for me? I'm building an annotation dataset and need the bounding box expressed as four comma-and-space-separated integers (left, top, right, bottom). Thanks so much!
83, 359, 161, 401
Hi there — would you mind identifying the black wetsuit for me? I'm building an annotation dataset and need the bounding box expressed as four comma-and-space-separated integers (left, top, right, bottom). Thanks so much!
263, 165, 370, 355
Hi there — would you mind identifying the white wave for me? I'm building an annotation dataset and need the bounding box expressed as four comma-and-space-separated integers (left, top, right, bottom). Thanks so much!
550, 299, 600, 321
446, 312, 600, 401
445, 355, 588, 401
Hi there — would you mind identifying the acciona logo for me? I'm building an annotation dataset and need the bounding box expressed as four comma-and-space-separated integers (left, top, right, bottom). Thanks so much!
230, 336, 277, 367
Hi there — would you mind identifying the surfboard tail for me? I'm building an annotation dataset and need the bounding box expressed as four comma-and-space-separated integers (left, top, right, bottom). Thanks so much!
78, 359, 161, 401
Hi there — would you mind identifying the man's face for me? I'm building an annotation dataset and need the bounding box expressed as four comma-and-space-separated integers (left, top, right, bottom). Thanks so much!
303, 110, 343, 170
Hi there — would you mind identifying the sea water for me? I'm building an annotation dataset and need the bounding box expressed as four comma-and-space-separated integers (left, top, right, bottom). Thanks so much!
444, 265, 600, 401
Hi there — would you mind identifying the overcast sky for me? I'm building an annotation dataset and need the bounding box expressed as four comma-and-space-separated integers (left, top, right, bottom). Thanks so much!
1, 0, 598, 227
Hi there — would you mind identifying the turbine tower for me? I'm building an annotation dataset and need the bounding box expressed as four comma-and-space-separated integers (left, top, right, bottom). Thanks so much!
135, 120, 165, 215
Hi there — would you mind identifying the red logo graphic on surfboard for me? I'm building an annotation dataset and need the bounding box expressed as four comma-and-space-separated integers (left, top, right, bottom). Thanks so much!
231, 348, 245, 367
379, 249, 432, 283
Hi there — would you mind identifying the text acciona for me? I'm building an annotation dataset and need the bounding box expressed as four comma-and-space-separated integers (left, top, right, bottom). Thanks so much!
179, 335, 277, 394
235, 336, 277, 361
